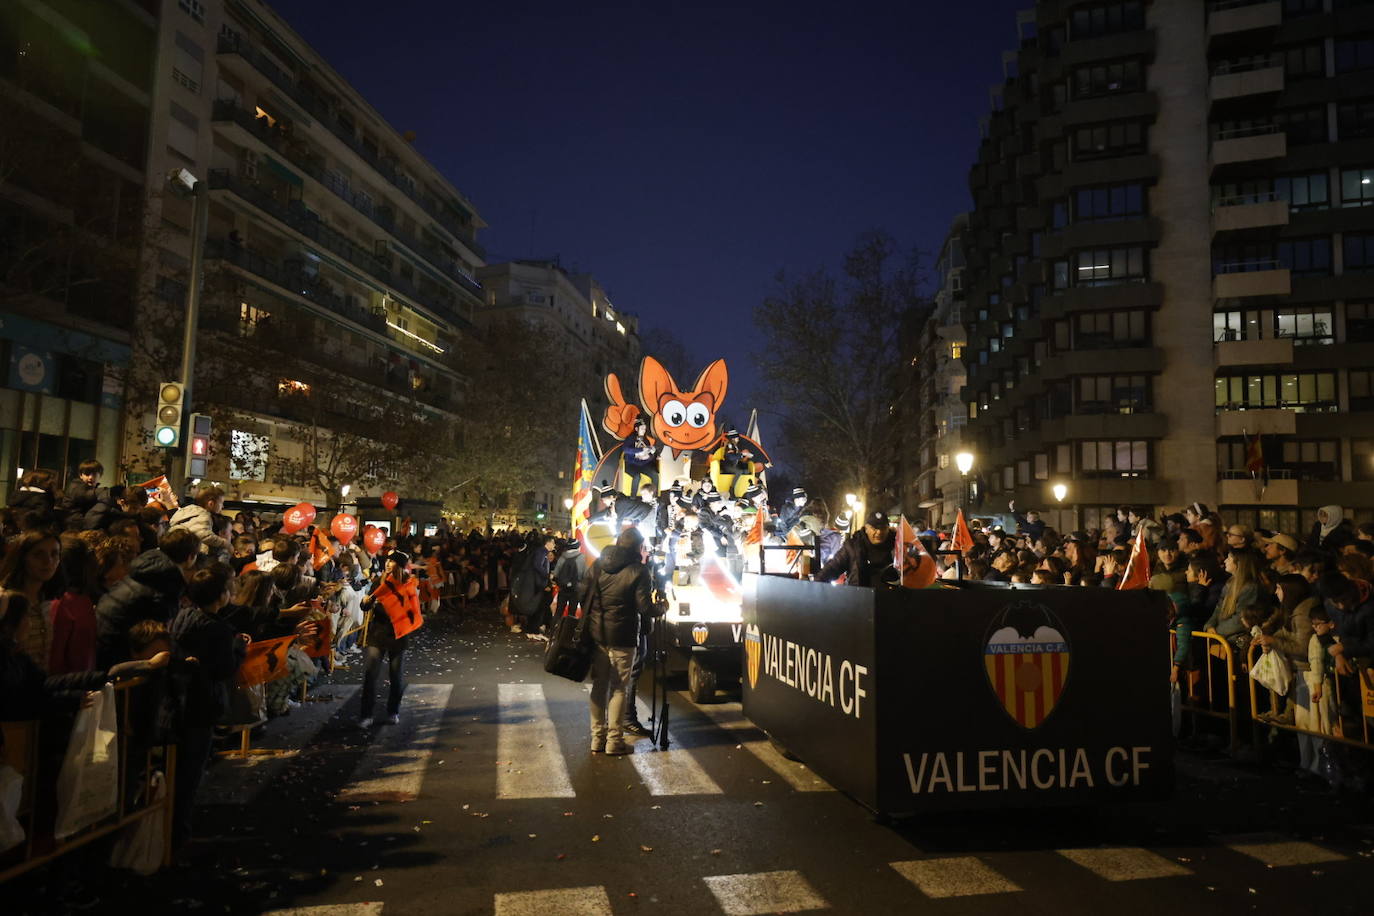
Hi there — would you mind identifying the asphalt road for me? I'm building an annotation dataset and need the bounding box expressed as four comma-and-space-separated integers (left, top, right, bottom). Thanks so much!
8, 603, 1374, 915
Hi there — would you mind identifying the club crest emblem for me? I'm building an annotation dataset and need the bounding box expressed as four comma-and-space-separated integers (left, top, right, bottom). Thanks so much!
691, 624, 709, 645
983, 601, 1070, 729
744, 624, 762, 689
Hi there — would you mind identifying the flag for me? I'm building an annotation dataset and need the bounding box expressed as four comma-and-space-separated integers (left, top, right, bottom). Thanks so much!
1244, 427, 1268, 499
898, 515, 939, 588
1117, 526, 1151, 590
571, 399, 602, 536
298, 617, 334, 660
745, 408, 766, 488
744, 506, 766, 545
236, 634, 295, 687
951, 509, 975, 554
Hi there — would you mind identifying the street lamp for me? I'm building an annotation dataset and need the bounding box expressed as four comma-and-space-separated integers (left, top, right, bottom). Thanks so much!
844, 493, 857, 508
166, 168, 209, 491
955, 452, 974, 476
1052, 483, 1067, 503
340, 484, 351, 499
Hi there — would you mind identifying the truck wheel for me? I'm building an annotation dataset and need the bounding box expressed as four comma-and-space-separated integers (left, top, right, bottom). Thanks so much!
688, 656, 718, 704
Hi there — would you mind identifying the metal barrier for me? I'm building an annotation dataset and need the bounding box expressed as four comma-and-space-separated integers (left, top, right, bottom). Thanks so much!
1246, 642, 1374, 751
1172, 629, 1241, 750
0, 677, 177, 884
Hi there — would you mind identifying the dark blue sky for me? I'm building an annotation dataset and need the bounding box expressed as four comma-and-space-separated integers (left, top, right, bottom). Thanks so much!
272, 0, 1026, 409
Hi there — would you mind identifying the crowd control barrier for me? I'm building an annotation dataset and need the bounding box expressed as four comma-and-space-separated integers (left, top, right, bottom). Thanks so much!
1246, 642, 1374, 752
0, 677, 177, 884
1171, 630, 1241, 751
742, 576, 1174, 816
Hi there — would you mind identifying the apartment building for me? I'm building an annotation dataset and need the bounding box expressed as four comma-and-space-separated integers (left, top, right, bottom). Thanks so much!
958, 0, 1374, 535
0, 0, 161, 501
143, 0, 486, 506
476, 259, 642, 527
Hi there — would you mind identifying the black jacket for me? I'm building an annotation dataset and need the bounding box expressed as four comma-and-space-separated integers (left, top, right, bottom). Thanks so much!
817, 530, 897, 586
0, 649, 109, 721
553, 547, 584, 591
580, 545, 661, 648
1306, 519, 1356, 555
169, 606, 245, 728
94, 549, 187, 668
60, 482, 108, 529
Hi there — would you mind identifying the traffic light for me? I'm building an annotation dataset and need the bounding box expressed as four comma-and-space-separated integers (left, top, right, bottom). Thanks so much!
188, 413, 211, 477
155, 382, 184, 447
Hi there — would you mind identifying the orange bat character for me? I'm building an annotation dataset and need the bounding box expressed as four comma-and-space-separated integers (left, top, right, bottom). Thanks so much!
603, 356, 728, 454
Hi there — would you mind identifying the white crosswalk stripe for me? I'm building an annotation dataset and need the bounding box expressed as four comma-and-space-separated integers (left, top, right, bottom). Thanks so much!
493, 885, 614, 916
262, 905, 384, 916
702, 870, 828, 915
203, 686, 360, 805
1226, 838, 1347, 867
338, 683, 452, 803
891, 856, 1022, 898
496, 683, 576, 799
686, 698, 833, 792
1057, 847, 1192, 881
628, 698, 724, 795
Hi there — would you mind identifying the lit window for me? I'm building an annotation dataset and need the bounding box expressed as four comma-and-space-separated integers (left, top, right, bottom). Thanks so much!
278, 379, 311, 397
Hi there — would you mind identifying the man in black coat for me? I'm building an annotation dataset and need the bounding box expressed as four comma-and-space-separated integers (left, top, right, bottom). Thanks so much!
817, 511, 897, 587
95, 528, 199, 668
580, 528, 664, 755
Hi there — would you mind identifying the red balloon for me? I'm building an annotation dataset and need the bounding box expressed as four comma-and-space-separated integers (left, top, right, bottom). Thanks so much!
330, 513, 359, 545
282, 502, 317, 535
363, 526, 386, 556
381, 491, 399, 511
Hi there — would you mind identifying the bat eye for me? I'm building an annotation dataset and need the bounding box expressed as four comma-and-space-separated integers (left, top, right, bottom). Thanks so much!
686, 403, 710, 428
662, 399, 686, 426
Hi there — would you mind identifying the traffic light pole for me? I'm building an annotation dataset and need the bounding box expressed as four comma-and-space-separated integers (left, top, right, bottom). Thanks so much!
175, 182, 209, 491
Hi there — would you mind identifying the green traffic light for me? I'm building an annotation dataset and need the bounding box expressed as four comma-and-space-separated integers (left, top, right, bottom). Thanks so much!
155, 426, 177, 446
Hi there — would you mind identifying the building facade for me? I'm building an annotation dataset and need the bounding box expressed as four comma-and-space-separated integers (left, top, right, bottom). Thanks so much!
476, 259, 641, 527
958, 0, 1374, 536
141, 0, 486, 507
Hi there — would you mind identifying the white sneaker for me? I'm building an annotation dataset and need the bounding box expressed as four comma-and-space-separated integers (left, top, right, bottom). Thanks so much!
359, 717, 374, 728
511, 624, 523, 634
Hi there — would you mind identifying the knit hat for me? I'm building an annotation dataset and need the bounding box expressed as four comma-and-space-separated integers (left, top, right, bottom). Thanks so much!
865, 511, 889, 529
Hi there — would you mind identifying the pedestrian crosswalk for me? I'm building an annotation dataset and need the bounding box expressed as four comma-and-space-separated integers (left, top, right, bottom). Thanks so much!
496, 682, 576, 799
338, 683, 452, 803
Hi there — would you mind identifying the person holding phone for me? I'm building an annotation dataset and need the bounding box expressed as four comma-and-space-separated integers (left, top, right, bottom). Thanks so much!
358, 551, 423, 728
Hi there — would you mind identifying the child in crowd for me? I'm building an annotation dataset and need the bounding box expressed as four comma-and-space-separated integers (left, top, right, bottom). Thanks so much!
1307, 606, 1337, 736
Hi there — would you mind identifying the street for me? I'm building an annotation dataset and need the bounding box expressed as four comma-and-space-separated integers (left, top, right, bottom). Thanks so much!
11, 604, 1372, 916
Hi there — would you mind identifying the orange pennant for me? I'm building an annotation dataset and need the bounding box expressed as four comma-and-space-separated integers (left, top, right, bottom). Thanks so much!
951, 509, 975, 554
298, 617, 334, 659
1118, 526, 1152, 590
898, 515, 938, 588
236, 634, 295, 687
744, 507, 767, 546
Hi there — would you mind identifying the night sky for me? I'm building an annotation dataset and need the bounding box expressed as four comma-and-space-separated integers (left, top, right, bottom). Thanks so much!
270, 0, 1026, 413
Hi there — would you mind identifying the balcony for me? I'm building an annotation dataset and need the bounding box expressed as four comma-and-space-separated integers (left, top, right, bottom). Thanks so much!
1212, 191, 1289, 233
1215, 337, 1294, 366
211, 102, 484, 299
1219, 476, 1298, 506
206, 170, 472, 329
1213, 261, 1291, 298
1210, 59, 1284, 104
216, 33, 486, 258
1207, 0, 1281, 41
1216, 408, 1296, 436
1211, 125, 1286, 167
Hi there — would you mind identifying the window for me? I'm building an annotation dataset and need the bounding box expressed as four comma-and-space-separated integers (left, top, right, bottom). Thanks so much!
172, 32, 203, 93
1335, 36, 1374, 73
1079, 440, 1150, 478
1051, 200, 1068, 229
1352, 370, 1374, 410
1283, 0, 1321, 17
1274, 306, 1335, 344
1338, 100, 1374, 139
230, 430, 268, 481
1073, 247, 1147, 285
1277, 237, 1332, 277
950, 343, 963, 360
167, 101, 198, 162
1034, 453, 1049, 480
1074, 311, 1148, 349
1275, 106, 1328, 145
1073, 183, 1145, 222
1076, 375, 1152, 414
1072, 59, 1143, 98
1072, 121, 1146, 160
238, 302, 270, 336
1343, 167, 1374, 207
1017, 460, 1031, 485
1344, 233, 1374, 273
1354, 439, 1374, 481
1274, 172, 1329, 211
1282, 43, 1326, 81
1348, 302, 1374, 342
1053, 260, 1070, 289
1056, 443, 1073, 474
1214, 372, 1337, 412
1214, 240, 1278, 273
1069, 2, 1145, 39
177, 0, 205, 22
278, 379, 311, 397
1282, 440, 1341, 481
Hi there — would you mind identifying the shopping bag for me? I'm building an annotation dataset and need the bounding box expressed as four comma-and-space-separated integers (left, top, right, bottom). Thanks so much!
0, 764, 23, 852
53, 683, 119, 840
108, 770, 165, 875
1249, 648, 1292, 696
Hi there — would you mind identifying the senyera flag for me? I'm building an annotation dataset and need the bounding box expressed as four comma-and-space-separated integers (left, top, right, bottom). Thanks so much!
570, 398, 601, 538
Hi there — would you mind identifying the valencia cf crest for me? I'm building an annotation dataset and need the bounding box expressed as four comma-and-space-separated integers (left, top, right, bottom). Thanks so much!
691, 624, 709, 645
983, 602, 1070, 730
744, 624, 762, 689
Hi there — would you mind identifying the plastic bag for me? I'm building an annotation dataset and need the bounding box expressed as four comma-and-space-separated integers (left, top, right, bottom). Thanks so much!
0, 763, 24, 852
109, 770, 165, 875
53, 683, 119, 840
1250, 648, 1292, 696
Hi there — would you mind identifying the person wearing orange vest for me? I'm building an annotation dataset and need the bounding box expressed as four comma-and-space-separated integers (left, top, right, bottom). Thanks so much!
358, 550, 423, 727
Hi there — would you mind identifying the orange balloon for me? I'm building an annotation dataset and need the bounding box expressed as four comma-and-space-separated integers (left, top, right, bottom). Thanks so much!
282, 502, 317, 535
363, 526, 386, 556
330, 513, 359, 545
381, 491, 399, 511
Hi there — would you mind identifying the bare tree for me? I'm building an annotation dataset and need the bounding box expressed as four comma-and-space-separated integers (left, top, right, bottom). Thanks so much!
752, 231, 926, 509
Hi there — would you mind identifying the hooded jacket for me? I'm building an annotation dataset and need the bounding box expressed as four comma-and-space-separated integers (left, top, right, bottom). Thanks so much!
169, 503, 230, 558
553, 546, 584, 592
1306, 505, 1355, 554
580, 545, 658, 648
95, 548, 187, 668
